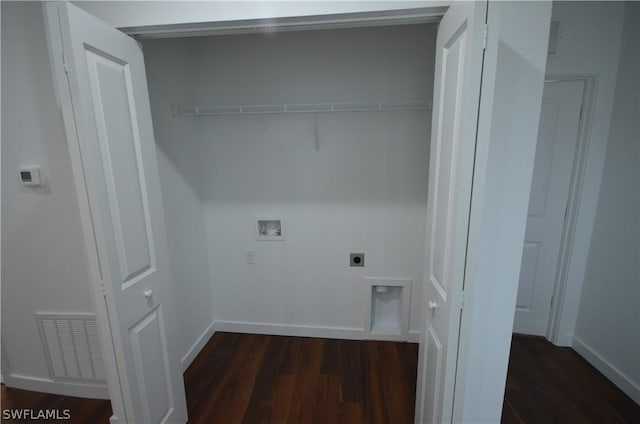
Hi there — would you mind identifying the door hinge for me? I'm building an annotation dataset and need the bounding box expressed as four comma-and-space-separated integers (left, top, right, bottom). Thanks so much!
100, 282, 107, 296
482, 24, 488, 50
579, 104, 584, 120
461, 291, 465, 310
62, 53, 69, 74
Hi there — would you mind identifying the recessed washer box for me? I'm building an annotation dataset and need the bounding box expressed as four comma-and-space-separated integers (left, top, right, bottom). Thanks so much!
364, 277, 412, 341
256, 218, 285, 241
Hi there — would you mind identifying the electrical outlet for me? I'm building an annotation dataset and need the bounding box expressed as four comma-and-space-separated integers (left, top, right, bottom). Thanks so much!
245, 250, 256, 264
350, 253, 364, 267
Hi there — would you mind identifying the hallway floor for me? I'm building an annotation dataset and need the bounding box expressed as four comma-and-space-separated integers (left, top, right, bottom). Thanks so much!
2, 332, 638, 423
502, 334, 640, 423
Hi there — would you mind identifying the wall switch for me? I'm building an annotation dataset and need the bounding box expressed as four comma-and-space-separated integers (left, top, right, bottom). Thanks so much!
245, 250, 256, 264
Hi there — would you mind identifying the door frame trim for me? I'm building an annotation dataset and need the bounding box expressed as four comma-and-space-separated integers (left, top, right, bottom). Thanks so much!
43, 3, 129, 422
118, 7, 447, 39
543, 74, 597, 346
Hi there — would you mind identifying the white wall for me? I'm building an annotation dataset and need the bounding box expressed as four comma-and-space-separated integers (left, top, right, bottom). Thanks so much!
202, 111, 429, 335
545, 1, 626, 346
75, 1, 448, 28
143, 38, 216, 368
1, 1, 106, 397
572, 2, 639, 403
142, 24, 436, 337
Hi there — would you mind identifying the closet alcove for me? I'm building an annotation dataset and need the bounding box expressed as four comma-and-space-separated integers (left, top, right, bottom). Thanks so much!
142, 22, 436, 356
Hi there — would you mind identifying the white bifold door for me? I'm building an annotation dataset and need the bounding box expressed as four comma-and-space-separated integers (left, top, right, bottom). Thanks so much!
44, 2, 187, 423
414, 1, 487, 423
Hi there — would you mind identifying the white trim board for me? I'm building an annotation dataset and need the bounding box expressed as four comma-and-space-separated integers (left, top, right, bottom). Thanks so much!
181, 320, 216, 372
121, 8, 447, 39
408, 331, 420, 343
215, 320, 418, 343
572, 336, 640, 404
545, 75, 598, 347
3, 373, 109, 400
215, 321, 365, 340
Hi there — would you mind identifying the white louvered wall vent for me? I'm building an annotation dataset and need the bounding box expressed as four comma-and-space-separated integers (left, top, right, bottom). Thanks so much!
36, 313, 105, 382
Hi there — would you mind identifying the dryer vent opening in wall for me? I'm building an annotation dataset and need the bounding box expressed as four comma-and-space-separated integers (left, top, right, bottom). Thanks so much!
36, 313, 106, 382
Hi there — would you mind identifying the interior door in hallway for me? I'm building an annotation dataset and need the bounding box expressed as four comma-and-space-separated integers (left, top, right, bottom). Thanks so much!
513, 79, 584, 336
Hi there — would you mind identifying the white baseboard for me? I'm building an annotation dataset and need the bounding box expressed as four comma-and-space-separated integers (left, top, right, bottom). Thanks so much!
3, 373, 109, 399
572, 336, 640, 404
554, 333, 573, 347
216, 320, 367, 340
181, 320, 217, 371
215, 320, 419, 343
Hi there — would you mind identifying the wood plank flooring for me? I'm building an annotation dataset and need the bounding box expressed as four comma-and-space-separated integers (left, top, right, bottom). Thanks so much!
0, 384, 112, 423
3, 332, 638, 423
184, 333, 418, 424
502, 334, 640, 424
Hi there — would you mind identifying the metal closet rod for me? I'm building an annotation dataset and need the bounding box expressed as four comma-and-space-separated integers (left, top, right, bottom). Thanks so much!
171, 101, 432, 117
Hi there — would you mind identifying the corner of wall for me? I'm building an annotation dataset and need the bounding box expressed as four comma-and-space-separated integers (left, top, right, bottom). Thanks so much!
180, 320, 217, 371
572, 336, 640, 404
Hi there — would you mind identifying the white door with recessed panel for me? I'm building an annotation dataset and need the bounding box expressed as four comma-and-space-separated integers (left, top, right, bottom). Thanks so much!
414, 2, 487, 423
513, 80, 583, 336
45, 2, 187, 423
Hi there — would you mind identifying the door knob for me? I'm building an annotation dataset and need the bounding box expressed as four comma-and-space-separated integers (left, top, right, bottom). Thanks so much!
428, 300, 438, 310
144, 289, 153, 299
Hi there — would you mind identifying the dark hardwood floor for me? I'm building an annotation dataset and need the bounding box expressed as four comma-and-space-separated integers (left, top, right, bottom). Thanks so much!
0, 333, 418, 424
0, 384, 112, 423
3, 332, 638, 423
184, 333, 418, 424
502, 334, 640, 424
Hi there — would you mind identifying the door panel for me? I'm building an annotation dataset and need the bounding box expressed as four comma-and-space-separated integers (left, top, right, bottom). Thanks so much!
430, 20, 467, 299
415, 2, 487, 423
85, 50, 156, 287
130, 307, 173, 423
46, 2, 188, 422
513, 80, 583, 336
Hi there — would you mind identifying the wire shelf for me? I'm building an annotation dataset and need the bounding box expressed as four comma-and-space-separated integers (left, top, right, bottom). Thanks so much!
171, 101, 432, 117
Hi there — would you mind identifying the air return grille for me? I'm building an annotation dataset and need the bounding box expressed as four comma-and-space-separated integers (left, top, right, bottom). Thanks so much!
36, 313, 105, 382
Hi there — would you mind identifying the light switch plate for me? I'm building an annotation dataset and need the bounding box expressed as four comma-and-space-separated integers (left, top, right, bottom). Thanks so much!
245, 250, 256, 264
